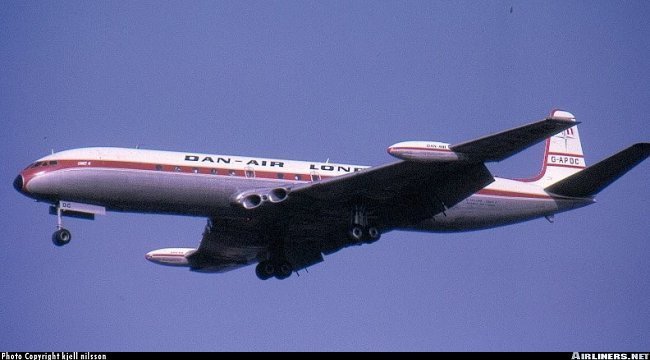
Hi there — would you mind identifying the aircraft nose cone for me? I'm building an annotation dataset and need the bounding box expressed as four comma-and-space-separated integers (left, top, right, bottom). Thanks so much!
13, 175, 24, 193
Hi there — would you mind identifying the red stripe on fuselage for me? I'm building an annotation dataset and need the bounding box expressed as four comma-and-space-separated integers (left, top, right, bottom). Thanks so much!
476, 189, 552, 199
389, 147, 452, 152
21, 158, 559, 200
546, 163, 585, 169
20, 159, 329, 187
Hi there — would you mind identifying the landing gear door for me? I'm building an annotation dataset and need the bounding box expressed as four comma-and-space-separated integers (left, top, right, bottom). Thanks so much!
58, 201, 106, 215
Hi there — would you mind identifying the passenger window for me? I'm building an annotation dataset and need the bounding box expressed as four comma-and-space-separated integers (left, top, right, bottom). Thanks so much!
294, 174, 302, 180
155, 164, 163, 171
174, 166, 182, 172
193, 168, 199, 174
276, 173, 284, 179
245, 169, 255, 178
210, 169, 217, 175
49, 161, 58, 165
228, 170, 236, 176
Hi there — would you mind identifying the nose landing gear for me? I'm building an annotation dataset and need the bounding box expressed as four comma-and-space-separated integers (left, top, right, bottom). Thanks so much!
47, 201, 104, 247
52, 205, 71, 246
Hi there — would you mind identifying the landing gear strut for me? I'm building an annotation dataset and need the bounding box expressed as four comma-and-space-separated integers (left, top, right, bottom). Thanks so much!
348, 206, 381, 244
52, 205, 71, 246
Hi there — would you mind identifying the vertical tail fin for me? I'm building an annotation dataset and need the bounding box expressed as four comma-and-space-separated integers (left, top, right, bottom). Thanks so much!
526, 110, 586, 187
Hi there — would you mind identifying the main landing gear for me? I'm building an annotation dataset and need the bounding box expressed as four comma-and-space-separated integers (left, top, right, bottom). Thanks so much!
348, 206, 381, 244
52, 205, 71, 246
255, 232, 295, 280
255, 260, 293, 281
253, 206, 381, 281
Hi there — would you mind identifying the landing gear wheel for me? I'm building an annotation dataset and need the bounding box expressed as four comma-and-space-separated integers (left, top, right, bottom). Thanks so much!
365, 227, 381, 243
275, 260, 293, 280
349, 226, 364, 242
256, 261, 275, 280
52, 228, 71, 246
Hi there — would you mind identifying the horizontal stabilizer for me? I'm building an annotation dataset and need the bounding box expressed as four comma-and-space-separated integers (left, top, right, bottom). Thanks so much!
545, 143, 650, 198
451, 116, 578, 162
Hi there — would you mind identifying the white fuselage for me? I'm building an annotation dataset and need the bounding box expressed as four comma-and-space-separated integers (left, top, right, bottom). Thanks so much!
16, 147, 592, 232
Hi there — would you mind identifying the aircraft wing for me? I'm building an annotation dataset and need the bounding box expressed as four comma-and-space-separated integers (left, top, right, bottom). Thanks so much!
188, 160, 494, 273
451, 117, 577, 162
186, 218, 265, 273
187, 116, 576, 273
286, 160, 493, 227
187, 214, 352, 273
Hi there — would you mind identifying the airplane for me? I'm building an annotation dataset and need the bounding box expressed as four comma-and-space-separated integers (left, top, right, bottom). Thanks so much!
13, 110, 649, 280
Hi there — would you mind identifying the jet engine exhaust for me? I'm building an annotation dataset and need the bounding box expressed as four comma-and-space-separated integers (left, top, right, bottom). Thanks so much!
268, 188, 289, 203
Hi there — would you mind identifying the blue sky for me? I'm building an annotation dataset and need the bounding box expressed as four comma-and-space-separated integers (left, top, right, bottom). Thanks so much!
1, 1, 649, 351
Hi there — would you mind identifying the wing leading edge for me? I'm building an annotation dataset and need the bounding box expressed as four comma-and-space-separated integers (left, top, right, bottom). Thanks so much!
451, 116, 577, 162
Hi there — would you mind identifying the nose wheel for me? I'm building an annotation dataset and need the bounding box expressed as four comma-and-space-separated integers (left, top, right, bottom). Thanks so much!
52, 228, 72, 246
52, 205, 72, 246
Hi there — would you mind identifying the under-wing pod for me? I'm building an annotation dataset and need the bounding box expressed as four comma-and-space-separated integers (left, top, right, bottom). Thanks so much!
387, 141, 465, 162
145, 248, 196, 266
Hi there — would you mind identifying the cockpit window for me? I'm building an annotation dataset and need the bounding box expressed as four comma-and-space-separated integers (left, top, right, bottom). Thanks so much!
27, 161, 58, 169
